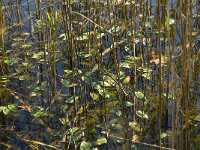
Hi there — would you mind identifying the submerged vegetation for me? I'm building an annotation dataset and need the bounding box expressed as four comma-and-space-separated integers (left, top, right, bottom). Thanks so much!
0, 0, 200, 149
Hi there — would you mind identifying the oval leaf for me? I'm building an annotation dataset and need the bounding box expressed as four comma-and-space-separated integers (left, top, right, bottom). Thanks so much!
80, 141, 91, 150
96, 137, 107, 145
136, 110, 148, 120
135, 91, 144, 99
8, 104, 18, 112
3, 107, 10, 115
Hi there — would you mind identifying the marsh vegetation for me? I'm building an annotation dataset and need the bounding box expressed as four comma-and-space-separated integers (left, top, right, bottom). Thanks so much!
0, 0, 200, 149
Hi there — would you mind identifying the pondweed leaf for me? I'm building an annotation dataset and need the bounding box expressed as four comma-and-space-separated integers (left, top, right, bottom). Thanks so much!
8, 104, 18, 112
161, 132, 167, 139
135, 91, 144, 99
96, 137, 107, 145
90, 92, 99, 101
3, 107, 10, 115
129, 121, 141, 132
126, 101, 134, 107
136, 110, 148, 120
123, 76, 131, 84
80, 141, 91, 150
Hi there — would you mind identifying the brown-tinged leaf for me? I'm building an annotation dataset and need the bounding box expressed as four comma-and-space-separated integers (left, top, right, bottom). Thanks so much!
18, 102, 32, 112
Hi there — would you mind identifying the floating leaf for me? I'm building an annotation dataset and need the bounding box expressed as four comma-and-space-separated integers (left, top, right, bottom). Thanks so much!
68, 127, 79, 134
129, 121, 141, 132
136, 110, 148, 120
80, 141, 91, 150
61, 79, 74, 88
97, 32, 105, 39
161, 132, 167, 139
59, 118, 69, 125
8, 104, 18, 112
32, 106, 47, 118
194, 115, 200, 122
21, 43, 32, 49
135, 91, 144, 99
142, 72, 151, 79
58, 33, 66, 39
102, 48, 111, 56
120, 62, 131, 69
76, 32, 93, 41
3, 107, 10, 115
96, 137, 107, 145
126, 101, 134, 107
90, 92, 99, 101
132, 135, 140, 142
123, 76, 131, 84
116, 110, 122, 116
92, 64, 98, 73
32, 51, 44, 59
65, 96, 79, 104
64, 70, 73, 77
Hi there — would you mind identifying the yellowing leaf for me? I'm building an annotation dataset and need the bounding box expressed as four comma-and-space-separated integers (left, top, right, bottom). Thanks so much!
123, 76, 131, 84
90, 92, 99, 100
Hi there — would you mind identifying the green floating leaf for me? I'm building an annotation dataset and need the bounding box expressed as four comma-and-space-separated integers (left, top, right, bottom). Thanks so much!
120, 62, 131, 69
61, 79, 74, 88
59, 118, 69, 125
126, 101, 134, 107
21, 43, 32, 49
109, 25, 121, 33
65, 96, 79, 104
32, 51, 44, 59
64, 69, 73, 76
116, 110, 122, 117
161, 132, 167, 139
136, 110, 148, 120
3, 107, 10, 115
91, 82, 102, 90
58, 33, 66, 39
97, 32, 105, 39
68, 127, 79, 135
78, 52, 92, 58
8, 104, 18, 112
129, 121, 141, 132
92, 64, 98, 73
142, 72, 151, 79
32, 106, 47, 118
80, 141, 91, 150
96, 137, 107, 145
76, 32, 93, 41
135, 91, 144, 99
124, 56, 140, 62
35, 19, 46, 27
194, 115, 200, 122
102, 48, 111, 56
18, 75, 31, 81
90, 92, 99, 101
